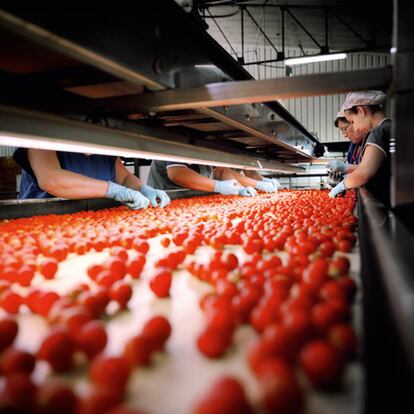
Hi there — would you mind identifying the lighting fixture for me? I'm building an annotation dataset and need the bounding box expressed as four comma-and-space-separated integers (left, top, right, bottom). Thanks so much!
0, 132, 291, 173
194, 64, 217, 68
284, 53, 347, 66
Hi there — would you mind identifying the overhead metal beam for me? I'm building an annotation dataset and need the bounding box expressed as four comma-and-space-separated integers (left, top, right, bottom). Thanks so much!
284, 7, 323, 51
0, 105, 304, 173
101, 67, 392, 113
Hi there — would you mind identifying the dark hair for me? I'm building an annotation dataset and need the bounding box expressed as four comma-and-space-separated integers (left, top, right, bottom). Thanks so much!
334, 117, 348, 128
345, 104, 384, 115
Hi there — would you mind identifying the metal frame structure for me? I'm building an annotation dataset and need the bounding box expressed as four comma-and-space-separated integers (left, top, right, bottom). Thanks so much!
358, 188, 414, 413
198, 1, 391, 65
391, 0, 414, 208
0, 1, 324, 171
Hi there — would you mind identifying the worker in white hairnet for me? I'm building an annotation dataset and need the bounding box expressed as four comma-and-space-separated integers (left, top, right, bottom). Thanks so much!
329, 91, 391, 207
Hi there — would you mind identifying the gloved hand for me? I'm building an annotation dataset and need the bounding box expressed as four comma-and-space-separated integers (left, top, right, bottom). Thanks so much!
255, 180, 276, 193
106, 181, 149, 210
263, 177, 280, 189
329, 180, 347, 198
327, 171, 343, 188
326, 160, 349, 174
140, 184, 170, 208
238, 186, 257, 197
214, 179, 240, 195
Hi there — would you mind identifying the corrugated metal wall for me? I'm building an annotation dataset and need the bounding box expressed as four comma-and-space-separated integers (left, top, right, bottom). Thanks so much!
0, 146, 16, 158
222, 46, 390, 143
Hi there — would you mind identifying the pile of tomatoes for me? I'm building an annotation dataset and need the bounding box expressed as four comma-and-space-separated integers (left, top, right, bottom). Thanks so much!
0, 190, 358, 414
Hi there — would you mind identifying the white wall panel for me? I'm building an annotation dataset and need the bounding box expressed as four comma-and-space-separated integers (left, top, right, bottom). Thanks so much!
0, 146, 16, 157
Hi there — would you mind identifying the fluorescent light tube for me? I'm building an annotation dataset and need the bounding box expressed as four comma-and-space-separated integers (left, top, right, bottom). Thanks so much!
284, 53, 347, 66
194, 64, 217, 68
1, 133, 292, 172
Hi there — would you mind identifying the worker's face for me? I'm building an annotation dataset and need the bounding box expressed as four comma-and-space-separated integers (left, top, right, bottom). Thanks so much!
337, 120, 365, 144
337, 119, 351, 139
345, 106, 372, 133
346, 124, 365, 144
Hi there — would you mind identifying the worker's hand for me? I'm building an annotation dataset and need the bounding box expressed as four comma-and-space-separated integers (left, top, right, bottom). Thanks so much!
214, 179, 240, 195
326, 160, 349, 174
106, 181, 149, 210
327, 171, 343, 188
255, 180, 276, 193
329, 180, 347, 198
139, 185, 171, 208
238, 186, 257, 197
263, 177, 280, 189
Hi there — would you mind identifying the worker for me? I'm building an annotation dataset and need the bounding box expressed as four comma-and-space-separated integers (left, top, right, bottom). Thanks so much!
147, 160, 278, 196
13, 149, 170, 209
329, 91, 391, 206
326, 109, 366, 184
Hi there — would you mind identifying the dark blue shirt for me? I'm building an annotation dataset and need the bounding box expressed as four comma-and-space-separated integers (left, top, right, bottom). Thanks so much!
14, 149, 116, 199
346, 142, 363, 165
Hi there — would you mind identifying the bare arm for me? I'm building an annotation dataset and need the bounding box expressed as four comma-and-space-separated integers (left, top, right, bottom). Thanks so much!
167, 166, 216, 192
115, 158, 143, 190
214, 168, 258, 187
348, 164, 358, 173
244, 170, 264, 181
344, 145, 385, 189
28, 149, 109, 199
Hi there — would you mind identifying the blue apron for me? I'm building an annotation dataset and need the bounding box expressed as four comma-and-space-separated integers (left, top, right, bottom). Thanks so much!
14, 149, 116, 199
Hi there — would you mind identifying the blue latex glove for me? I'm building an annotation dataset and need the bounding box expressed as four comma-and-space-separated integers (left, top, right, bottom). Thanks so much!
255, 180, 276, 193
140, 184, 170, 208
327, 171, 342, 187
329, 180, 347, 198
106, 181, 149, 210
238, 186, 257, 197
326, 160, 349, 174
263, 177, 281, 190
214, 179, 240, 195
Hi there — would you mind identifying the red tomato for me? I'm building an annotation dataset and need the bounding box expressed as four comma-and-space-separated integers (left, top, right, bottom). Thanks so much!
132, 239, 150, 254
0, 317, 18, 352
328, 323, 357, 359
0, 291, 22, 314
80, 385, 123, 414
126, 256, 145, 279
75, 321, 108, 359
109, 282, 133, 309
38, 379, 79, 414
0, 348, 35, 376
2, 373, 38, 412
337, 277, 358, 301
192, 377, 253, 414
259, 360, 304, 414
149, 270, 172, 298
39, 257, 58, 279
37, 328, 75, 372
104, 257, 126, 280
87, 264, 104, 281
141, 315, 172, 352
302, 258, 329, 290
196, 328, 231, 359
299, 340, 345, 389
336, 239, 353, 253
110, 246, 128, 261
328, 256, 350, 277
319, 280, 348, 302
161, 236, 171, 248
89, 355, 131, 391
123, 335, 153, 366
